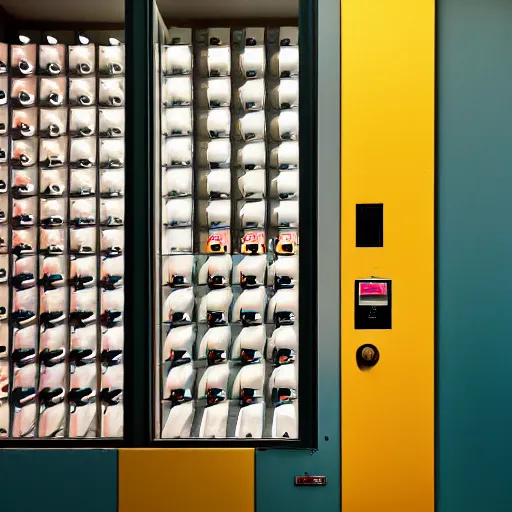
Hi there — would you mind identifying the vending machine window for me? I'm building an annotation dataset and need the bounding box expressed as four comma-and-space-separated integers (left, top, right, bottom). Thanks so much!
0, 0, 127, 444
151, 0, 317, 447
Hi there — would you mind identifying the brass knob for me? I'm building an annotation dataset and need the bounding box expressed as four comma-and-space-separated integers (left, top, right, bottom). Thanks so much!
356, 344, 380, 369
361, 346, 375, 361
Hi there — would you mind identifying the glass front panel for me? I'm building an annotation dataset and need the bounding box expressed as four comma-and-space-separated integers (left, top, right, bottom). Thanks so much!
0, 9, 125, 439
154, 19, 300, 440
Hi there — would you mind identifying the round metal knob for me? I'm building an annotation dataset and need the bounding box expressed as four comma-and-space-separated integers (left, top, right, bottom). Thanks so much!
361, 346, 376, 361
356, 344, 380, 369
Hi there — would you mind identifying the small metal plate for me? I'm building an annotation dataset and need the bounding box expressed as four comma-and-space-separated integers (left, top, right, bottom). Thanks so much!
294, 476, 326, 486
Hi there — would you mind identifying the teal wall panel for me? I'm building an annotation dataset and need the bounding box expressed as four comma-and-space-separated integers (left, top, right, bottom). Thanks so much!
0, 449, 118, 512
255, 0, 340, 510
438, 1, 512, 511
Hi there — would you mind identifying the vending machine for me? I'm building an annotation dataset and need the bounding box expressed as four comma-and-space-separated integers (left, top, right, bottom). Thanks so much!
0, 0, 342, 510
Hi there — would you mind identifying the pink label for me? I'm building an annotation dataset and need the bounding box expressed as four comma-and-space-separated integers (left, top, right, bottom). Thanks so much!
359, 282, 387, 296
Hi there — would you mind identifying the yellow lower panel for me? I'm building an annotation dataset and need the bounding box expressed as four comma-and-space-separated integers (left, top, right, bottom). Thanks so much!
119, 448, 254, 512
341, 0, 435, 511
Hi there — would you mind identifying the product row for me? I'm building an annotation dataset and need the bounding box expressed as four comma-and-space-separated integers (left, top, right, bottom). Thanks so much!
2, 167, 124, 198
162, 254, 298, 289
162, 106, 299, 142
161, 323, 297, 366
162, 286, 298, 327
162, 198, 297, 229
2, 42, 124, 77
163, 168, 298, 201
162, 77, 298, 112
1, 138, 124, 169
4, 196, 124, 226
162, 138, 298, 169
2, 107, 125, 139
162, 229, 298, 256
0, 226, 124, 256
0, 77, 125, 108
3, 254, 124, 292
163, 26, 299, 80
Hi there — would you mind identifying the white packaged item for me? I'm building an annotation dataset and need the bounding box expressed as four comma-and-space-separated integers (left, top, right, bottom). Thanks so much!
69, 45, 95, 75
69, 107, 96, 137
267, 289, 299, 324
164, 288, 195, 324
271, 110, 299, 141
208, 47, 231, 77
165, 45, 192, 75
239, 111, 265, 141
232, 287, 266, 325
238, 170, 265, 198
238, 141, 266, 169
239, 201, 266, 228
207, 169, 230, 198
272, 402, 298, 439
99, 78, 125, 107
99, 45, 125, 75
274, 200, 299, 227
164, 137, 192, 167
232, 325, 266, 360
164, 76, 192, 106
163, 168, 193, 197
240, 46, 265, 78
197, 254, 232, 286
163, 107, 192, 136
238, 79, 265, 111
161, 401, 195, 439
165, 228, 193, 253
162, 324, 195, 362
235, 255, 267, 287
206, 200, 230, 228
207, 139, 230, 168
274, 170, 299, 199
199, 288, 233, 325
100, 139, 124, 168
69, 77, 96, 106
235, 402, 264, 438
207, 78, 231, 107
197, 325, 231, 361
164, 197, 193, 227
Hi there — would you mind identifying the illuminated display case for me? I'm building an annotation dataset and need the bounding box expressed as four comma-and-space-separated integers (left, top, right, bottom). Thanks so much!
0, 7, 126, 444
151, 0, 317, 446
0, 0, 317, 448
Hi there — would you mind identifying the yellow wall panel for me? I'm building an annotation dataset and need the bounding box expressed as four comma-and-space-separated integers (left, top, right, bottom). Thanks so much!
119, 449, 254, 512
341, 1, 435, 511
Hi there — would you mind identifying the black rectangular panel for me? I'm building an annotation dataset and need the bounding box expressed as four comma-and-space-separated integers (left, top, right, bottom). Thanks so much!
356, 203, 383, 247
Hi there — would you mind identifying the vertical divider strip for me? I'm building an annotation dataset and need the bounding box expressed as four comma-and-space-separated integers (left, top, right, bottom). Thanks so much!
33, 43, 41, 439
94, 41, 102, 438
64, 41, 72, 437
6, 42, 13, 436
124, 0, 153, 447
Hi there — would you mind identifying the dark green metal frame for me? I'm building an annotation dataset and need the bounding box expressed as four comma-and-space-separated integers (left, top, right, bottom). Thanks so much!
148, 0, 319, 449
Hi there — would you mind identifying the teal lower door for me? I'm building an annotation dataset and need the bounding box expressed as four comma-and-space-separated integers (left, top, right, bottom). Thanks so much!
437, 1, 512, 510
0, 450, 117, 512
